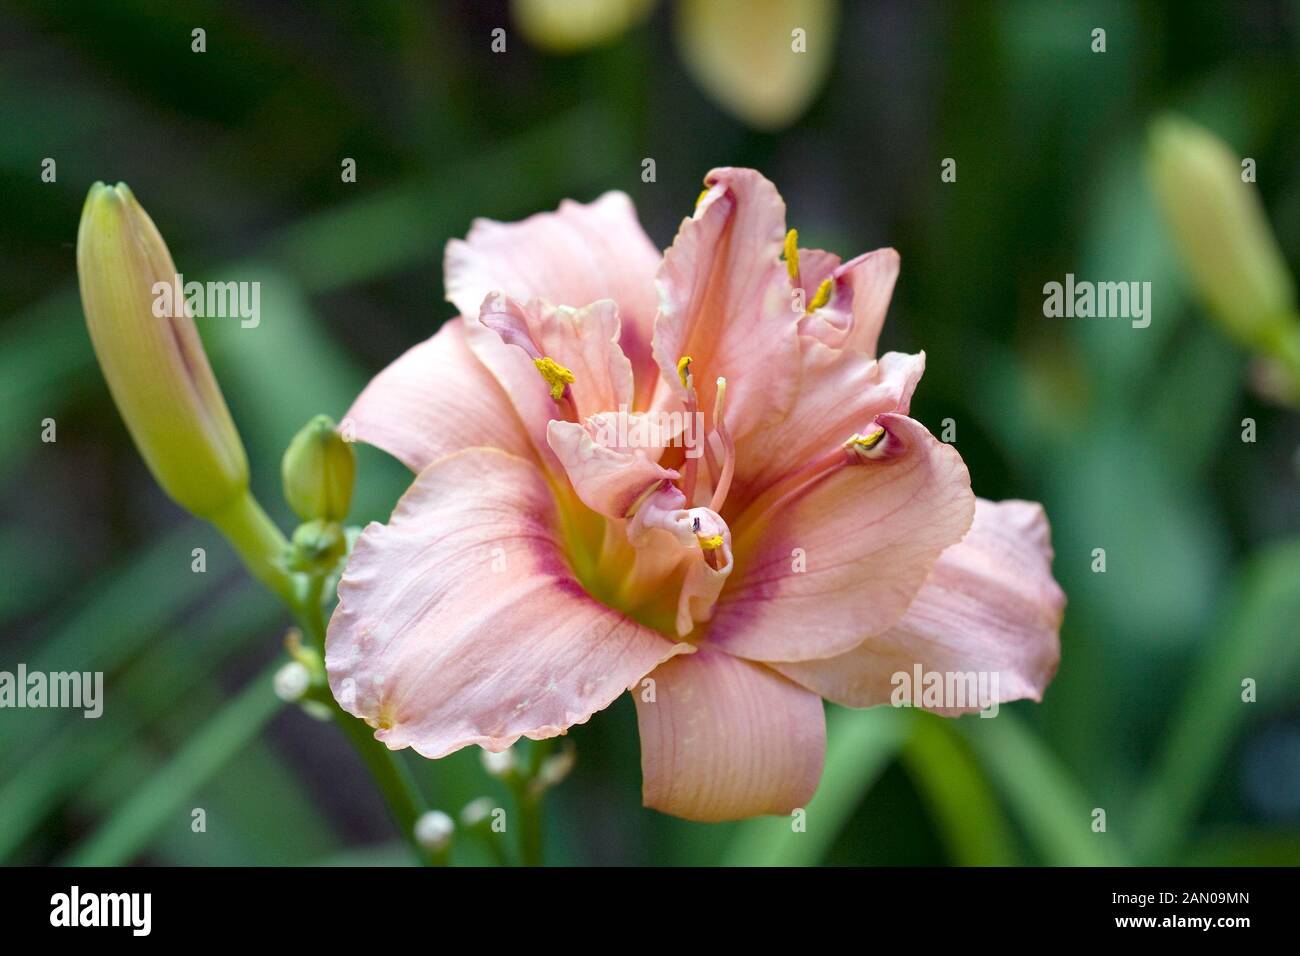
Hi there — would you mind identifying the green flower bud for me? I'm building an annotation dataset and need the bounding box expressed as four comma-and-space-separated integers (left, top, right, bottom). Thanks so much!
281, 415, 355, 522
77, 182, 249, 517
1147, 116, 1297, 351
285, 519, 347, 574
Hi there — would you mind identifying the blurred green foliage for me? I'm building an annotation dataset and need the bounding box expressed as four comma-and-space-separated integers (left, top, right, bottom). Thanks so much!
1, 0, 1298, 866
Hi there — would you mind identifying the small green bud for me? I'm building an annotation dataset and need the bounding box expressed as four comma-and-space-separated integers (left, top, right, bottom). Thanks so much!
1147, 115, 1297, 351
285, 519, 347, 574
281, 415, 355, 522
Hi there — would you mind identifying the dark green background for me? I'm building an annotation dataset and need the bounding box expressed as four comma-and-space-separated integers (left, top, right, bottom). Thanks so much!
1, 0, 1298, 865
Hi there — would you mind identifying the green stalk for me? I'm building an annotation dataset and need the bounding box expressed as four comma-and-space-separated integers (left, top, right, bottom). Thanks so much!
210, 488, 436, 865
208, 490, 296, 607
293, 565, 436, 866
512, 738, 556, 867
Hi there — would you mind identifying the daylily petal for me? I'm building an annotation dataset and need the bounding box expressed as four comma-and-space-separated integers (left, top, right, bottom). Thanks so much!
709, 413, 976, 662
675, 0, 839, 132
652, 167, 799, 441
627, 484, 734, 636
326, 448, 685, 758
547, 417, 678, 518
793, 247, 841, 294
480, 294, 635, 418
730, 346, 924, 507
444, 191, 661, 405
342, 318, 532, 472
772, 499, 1065, 711
635, 647, 825, 821
797, 247, 900, 357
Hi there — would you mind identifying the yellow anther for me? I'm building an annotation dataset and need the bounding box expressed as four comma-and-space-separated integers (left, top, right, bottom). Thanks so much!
533, 356, 575, 400
846, 428, 886, 452
698, 533, 725, 551
784, 228, 800, 281
696, 187, 711, 208
676, 355, 693, 389
808, 277, 834, 312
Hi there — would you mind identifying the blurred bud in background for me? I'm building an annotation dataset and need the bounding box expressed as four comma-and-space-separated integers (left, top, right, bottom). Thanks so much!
512, 0, 655, 53
412, 810, 454, 855
676, 0, 838, 131
77, 182, 250, 517
512, 0, 838, 132
282, 414, 355, 523
1147, 115, 1300, 403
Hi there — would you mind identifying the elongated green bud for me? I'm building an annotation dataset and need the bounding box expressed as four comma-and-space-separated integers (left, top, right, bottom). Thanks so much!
282, 415, 355, 522
1147, 116, 1297, 350
77, 182, 249, 517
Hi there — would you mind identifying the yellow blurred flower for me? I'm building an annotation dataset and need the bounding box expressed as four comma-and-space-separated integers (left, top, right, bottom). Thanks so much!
512, 0, 655, 54
676, 0, 838, 131
512, 0, 839, 131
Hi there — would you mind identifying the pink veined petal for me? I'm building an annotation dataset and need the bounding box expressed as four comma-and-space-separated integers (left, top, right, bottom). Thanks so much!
729, 346, 925, 509
461, 308, 565, 472
547, 417, 678, 518
635, 647, 826, 822
708, 413, 976, 663
651, 167, 800, 442
795, 248, 899, 355
326, 447, 687, 758
444, 191, 662, 407
772, 499, 1065, 712
793, 247, 841, 295
627, 483, 734, 636
343, 317, 533, 472
512, 295, 636, 418
835, 247, 900, 357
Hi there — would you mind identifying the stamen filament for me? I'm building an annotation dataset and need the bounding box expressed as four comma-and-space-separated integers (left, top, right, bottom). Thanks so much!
709, 377, 735, 513
679, 376, 700, 505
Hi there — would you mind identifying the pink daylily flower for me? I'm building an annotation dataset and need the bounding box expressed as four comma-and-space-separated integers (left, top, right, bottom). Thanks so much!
326, 168, 1065, 822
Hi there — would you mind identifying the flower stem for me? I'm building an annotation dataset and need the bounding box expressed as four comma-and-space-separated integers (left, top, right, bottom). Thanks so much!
207, 491, 437, 864
293, 566, 437, 866
328, 697, 436, 865
513, 738, 556, 867
517, 792, 544, 867
208, 490, 296, 607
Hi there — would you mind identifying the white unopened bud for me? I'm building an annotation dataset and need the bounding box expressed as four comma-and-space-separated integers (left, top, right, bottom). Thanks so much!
460, 797, 496, 829
273, 661, 311, 702
480, 746, 517, 779
537, 745, 577, 790
413, 810, 454, 853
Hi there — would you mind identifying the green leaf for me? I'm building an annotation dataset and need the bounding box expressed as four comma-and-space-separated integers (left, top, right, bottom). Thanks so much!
0, 523, 243, 766
0, 586, 280, 862
901, 713, 1019, 865
959, 710, 1124, 866
1132, 538, 1300, 863
63, 663, 283, 866
721, 706, 913, 867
